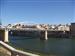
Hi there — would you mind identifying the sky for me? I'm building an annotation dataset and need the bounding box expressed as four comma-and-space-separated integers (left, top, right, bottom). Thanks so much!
0, 0, 75, 25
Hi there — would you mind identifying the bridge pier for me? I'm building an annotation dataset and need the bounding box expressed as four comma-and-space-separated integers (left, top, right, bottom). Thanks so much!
40, 30, 48, 40
4, 30, 9, 42
63, 30, 65, 34
45, 30, 48, 40
0, 29, 9, 42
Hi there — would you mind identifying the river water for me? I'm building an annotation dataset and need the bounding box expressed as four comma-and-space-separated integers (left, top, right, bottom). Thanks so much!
9, 36, 75, 56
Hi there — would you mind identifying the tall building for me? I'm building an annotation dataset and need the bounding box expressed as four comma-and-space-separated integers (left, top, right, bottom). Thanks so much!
70, 23, 75, 38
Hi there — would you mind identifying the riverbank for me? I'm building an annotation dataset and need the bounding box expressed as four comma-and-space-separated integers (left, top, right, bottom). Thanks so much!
0, 45, 11, 56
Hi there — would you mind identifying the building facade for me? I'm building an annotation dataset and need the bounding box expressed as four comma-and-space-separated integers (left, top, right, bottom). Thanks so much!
70, 23, 75, 37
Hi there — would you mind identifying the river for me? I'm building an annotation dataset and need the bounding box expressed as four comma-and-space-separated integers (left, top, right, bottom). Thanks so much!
9, 36, 75, 56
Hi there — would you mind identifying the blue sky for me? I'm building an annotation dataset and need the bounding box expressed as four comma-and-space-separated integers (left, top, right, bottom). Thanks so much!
0, 0, 75, 25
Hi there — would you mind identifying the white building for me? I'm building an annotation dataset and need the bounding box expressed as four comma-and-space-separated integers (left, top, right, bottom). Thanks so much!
58, 25, 70, 31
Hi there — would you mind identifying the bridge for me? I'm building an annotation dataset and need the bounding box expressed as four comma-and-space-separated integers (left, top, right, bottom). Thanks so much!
0, 28, 69, 42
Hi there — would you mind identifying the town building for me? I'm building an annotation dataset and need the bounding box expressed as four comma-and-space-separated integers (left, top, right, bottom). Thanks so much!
70, 23, 75, 37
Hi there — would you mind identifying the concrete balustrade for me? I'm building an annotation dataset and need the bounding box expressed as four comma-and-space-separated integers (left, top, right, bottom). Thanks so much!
0, 41, 39, 56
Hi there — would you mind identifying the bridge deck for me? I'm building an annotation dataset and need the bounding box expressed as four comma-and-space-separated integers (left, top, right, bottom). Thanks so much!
0, 28, 69, 31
